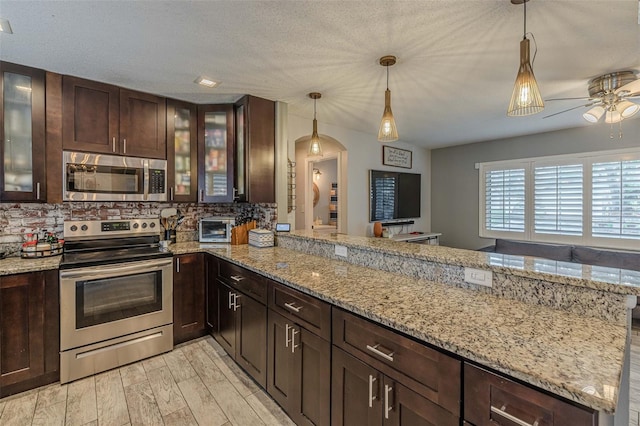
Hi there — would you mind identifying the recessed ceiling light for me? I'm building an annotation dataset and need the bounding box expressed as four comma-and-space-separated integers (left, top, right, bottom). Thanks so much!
0, 18, 13, 34
194, 76, 220, 88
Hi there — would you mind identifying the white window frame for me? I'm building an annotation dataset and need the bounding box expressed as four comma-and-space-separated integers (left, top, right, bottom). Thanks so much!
478, 148, 640, 250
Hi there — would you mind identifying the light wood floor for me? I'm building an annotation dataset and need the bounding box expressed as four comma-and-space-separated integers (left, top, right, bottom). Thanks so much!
0, 336, 295, 426
1, 334, 639, 425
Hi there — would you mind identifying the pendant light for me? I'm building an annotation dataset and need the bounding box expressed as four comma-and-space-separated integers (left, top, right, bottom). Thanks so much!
507, 0, 544, 117
378, 55, 399, 142
308, 92, 323, 157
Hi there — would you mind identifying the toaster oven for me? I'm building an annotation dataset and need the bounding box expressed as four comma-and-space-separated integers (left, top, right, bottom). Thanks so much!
199, 217, 235, 243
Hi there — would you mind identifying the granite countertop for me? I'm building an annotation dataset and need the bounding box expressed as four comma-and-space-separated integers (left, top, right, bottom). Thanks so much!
171, 241, 626, 414
283, 230, 640, 296
0, 254, 61, 276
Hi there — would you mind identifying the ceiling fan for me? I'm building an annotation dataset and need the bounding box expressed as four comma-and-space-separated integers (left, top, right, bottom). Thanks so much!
544, 71, 640, 124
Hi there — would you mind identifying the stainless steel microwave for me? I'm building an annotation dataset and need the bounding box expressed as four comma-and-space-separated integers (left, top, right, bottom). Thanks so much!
63, 151, 167, 201
199, 217, 235, 243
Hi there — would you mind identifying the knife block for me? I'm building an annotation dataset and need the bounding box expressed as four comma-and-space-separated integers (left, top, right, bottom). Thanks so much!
231, 221, 256, 245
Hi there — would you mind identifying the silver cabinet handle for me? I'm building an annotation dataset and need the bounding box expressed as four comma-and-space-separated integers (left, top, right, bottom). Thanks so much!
176, 257, 180, 273
490, 405, 538, 426
233, 293, 240, 311
368, 375, 377, 408
112, 137, 116, 152
228, 291, 234, 310
200, 189, 204, 202
230, 275, 245, 282
366, 344, 394, 362
36, 182, 40, 200
285, 323, 292, 348
384, 384, 393, 419
170, 186, 174, 201
123, 138, 127, 154
284, 302, 302, 313
291, 328, 299, 353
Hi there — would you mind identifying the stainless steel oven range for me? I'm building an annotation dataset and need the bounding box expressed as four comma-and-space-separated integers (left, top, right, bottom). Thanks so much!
59, 218, 173, 384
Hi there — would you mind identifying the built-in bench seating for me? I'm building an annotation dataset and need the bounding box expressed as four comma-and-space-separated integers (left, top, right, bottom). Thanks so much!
480, 239, 640, 321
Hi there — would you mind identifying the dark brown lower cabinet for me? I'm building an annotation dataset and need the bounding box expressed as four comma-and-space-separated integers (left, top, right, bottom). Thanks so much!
173, 253, 206, 345
267, 310, 330, 426
205, 255, 218, 333
214, 279, 267, 388
332, 347, 458, 426
0, 270, 59, 398
464, 363, 597, 426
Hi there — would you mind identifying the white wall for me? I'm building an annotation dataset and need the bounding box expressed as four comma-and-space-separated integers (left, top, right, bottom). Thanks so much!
288, 113, 431, 236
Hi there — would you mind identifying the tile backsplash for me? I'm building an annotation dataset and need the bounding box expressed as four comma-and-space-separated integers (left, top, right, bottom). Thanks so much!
0, 202, 277, 256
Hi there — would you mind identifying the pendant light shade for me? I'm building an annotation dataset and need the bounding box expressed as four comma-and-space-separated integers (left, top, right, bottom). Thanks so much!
507, 0, 544, 117
378, 56, 399, 142
308, 92, 323, 157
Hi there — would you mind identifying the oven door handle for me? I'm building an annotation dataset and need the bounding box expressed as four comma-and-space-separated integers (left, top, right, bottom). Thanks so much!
60, 258, 172, 280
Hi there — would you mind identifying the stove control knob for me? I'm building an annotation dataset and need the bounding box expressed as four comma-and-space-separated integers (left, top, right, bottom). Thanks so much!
142, 222, 148, 229
70, 225, 78, 232
132, 223, 139, 229
81, 225, 88, 231
149, 222, 156, 228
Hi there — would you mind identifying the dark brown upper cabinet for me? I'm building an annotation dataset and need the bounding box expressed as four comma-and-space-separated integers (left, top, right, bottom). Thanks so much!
0, 61, 46, 202
62, 75, 166, 159
197, 104, 234, 203
234, 95, 275, 203
167, 99, 197, 202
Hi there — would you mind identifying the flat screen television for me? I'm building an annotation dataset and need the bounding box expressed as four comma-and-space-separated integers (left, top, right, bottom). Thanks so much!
369, 170, 421, 221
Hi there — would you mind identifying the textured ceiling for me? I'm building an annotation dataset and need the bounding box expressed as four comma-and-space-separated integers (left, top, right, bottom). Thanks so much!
1, 0, 639, 148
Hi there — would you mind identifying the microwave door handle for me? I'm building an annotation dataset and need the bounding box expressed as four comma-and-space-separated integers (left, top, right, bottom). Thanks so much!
143, 160, 149, 201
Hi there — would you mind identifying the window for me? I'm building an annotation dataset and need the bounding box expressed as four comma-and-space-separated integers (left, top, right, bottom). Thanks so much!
479, 149, 640, 249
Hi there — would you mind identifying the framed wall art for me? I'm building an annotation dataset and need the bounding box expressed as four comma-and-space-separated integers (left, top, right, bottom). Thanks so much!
382, 145, 412, 169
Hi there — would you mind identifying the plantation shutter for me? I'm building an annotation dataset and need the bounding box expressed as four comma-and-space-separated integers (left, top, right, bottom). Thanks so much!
533, 164, 583, 236
484, 168, 525, 232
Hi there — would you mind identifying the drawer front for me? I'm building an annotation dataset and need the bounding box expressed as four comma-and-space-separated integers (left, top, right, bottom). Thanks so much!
464, 363, 597, 426
269, 281, 331, 341
218, 259, 267, 304
332, 308, 460, 416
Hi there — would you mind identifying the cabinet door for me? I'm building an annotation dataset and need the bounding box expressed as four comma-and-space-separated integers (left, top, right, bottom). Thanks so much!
1, 62, 46, 202
267, 310, 296, 412
0, 272, 45, 388
167, 99, 197, 202
173, 254, 205, 345
119, 89, 166, 159
62, 75, 119, 155
332, 347, 383, 426
385, 378, 459, 426
205, 255, 218, 334
235, 290, 267, 388
216, 281, 236, 355
293, 326, 330, 426
197, 104, 234, 203
234, 95, 275, 203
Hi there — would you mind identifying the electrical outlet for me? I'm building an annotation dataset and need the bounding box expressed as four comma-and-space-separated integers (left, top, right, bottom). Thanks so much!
464, 267, 493, 287
335, 244, 348, 258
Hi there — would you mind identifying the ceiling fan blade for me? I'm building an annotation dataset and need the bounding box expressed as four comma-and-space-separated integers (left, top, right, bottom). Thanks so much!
545, 96, 593, 101
615, 79, 640, 95
542, 103, 596, 119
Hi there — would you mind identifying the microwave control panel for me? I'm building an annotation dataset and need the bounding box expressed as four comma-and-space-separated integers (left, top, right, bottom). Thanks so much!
149, 169, 166, 194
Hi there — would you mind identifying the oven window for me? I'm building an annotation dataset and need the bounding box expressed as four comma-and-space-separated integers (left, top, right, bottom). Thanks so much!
76, 270, 162, 328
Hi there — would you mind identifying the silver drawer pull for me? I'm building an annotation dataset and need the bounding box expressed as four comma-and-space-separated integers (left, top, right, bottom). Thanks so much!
230, 275, 245, 282
284, 302, 303, 313
490, 405, 538, 426
233, 294, 241, 311
366, 344, 394, 362
368, 374, 377, 407
291, 328, 299, 353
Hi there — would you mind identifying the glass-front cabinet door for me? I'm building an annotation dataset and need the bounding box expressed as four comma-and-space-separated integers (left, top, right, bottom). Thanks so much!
197, 104, 234, 203
167, 99, 197, 202
0, 62, 45, 202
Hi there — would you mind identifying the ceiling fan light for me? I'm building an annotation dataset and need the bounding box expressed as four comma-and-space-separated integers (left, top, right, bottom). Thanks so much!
583, 105, 605, 123
507, 38, 544, 117
618, 100, 640, 118
605, 109, 622, 124
378, 89, 399, 142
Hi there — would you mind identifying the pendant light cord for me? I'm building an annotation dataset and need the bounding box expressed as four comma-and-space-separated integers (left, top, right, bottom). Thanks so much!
314, 98, 317, 119
523, 0, 526, 39
386, 65, 389, 91
522, 0, 538, 66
